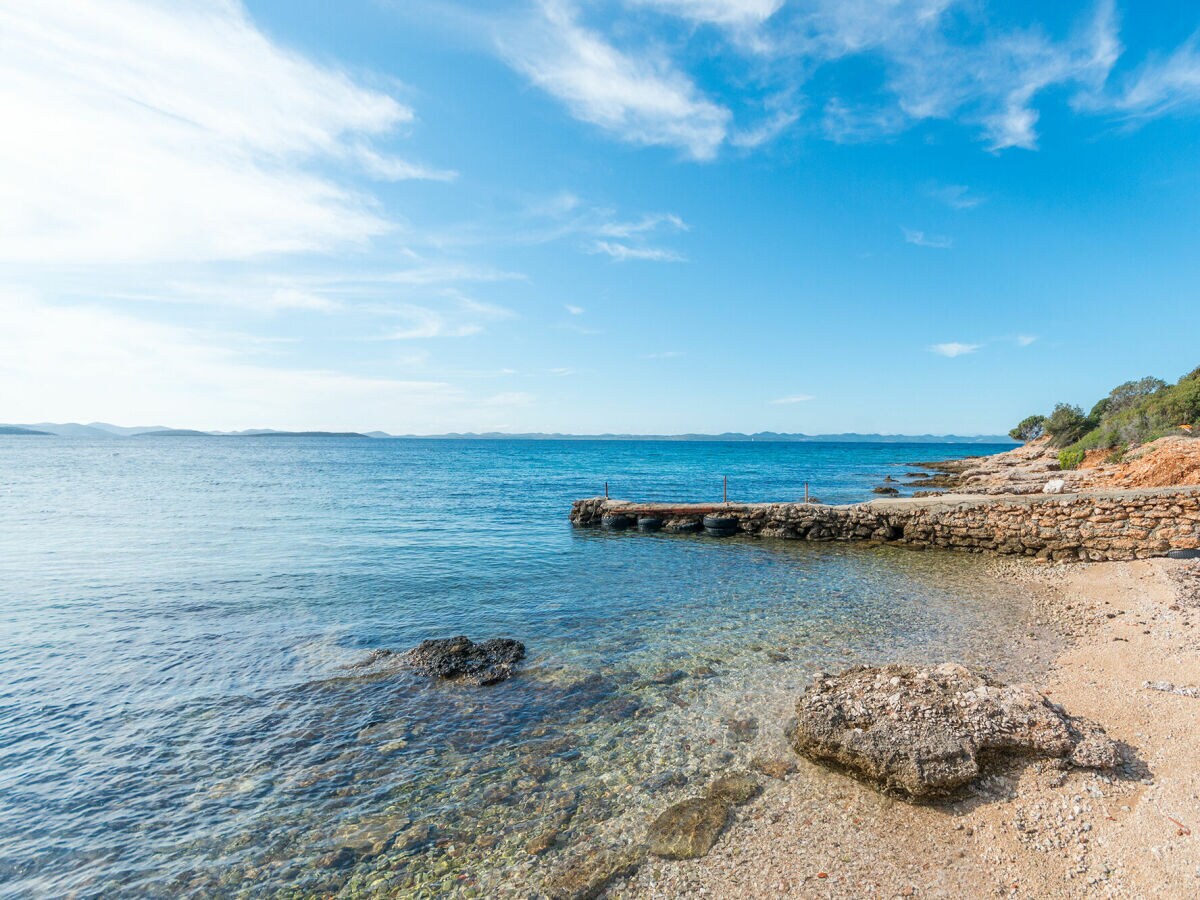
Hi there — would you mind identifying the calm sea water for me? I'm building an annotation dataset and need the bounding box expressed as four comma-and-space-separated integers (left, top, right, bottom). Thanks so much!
0, 437, 1039, 898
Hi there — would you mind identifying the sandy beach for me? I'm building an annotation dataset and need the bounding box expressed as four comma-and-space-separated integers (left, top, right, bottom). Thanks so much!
615, 557, 1200, 899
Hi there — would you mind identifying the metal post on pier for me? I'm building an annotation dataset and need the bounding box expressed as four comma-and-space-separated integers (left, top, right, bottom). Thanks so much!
723, 475, 728, 504
805, 482, 810, 503
605, 481, 609, 499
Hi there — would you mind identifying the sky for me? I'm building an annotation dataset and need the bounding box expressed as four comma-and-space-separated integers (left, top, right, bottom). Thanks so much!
1, 0, 1199, 435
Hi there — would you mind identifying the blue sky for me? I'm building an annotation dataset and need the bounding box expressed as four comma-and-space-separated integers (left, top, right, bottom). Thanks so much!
2, 0, 1199, 434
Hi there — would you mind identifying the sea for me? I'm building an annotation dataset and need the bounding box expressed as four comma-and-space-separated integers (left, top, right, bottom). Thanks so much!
0, 436, 1048, 898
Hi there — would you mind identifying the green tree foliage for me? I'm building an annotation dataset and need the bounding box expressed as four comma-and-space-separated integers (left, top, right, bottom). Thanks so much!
1105, 377, 1166, 415
1023, 368, 1199, 458
1008, 414, 1046, 442
1044, 403, 1091, 447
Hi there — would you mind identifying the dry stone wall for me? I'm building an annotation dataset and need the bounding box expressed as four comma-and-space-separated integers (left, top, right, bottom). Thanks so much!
569, 488, 1200, 562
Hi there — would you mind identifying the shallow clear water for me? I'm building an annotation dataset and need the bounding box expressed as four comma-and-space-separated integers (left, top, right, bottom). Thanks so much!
0, 437, 1040, 897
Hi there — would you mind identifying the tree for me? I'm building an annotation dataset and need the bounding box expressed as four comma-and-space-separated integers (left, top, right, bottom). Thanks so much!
1106, 377, 1166, 415
1044, 403, 1090, 447
1008, 414, 1046, 442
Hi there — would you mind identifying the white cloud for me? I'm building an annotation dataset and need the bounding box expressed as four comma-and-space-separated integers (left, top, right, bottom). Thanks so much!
0, 0, 441, 265
496, 0, 731, 159
565, 304, 585, 315
1101, 33, 1200, 118
770, 394, 814, 404
731, 105, 801, 147
875, 1, 1121, 150
930, 342, 980, 357
377, 293, 514, 340
642, 350, 684, 359
926, 183, 983, 209
626, 0, 783, 29
336, 265, 527, 287
902, 227, 953, 249
593, 241, 685, 262
596, 213, 688, 238
383, 309, 483, 340
352, 145, 458, 183
0, 289, 521, 432
1016, 334, 1038, 346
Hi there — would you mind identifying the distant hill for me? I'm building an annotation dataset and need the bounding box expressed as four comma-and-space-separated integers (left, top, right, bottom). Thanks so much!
9, 422, 120, 438
0, 425, 49, 435
135, 429, 215, 437
88, 422, 173, 436
5, 423, 1016, 443
227, 430, 371, 438
380, 432, 1016, 444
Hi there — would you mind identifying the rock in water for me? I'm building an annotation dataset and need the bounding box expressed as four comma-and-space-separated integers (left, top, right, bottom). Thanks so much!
544, 847, 643, 900
788, 663, 1121, 798
707, 773, 761, 805
646, 797, 731, 859
401, 636, 526, 685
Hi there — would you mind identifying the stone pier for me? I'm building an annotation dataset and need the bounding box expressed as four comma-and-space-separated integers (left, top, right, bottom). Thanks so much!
569, 487, 1200, 562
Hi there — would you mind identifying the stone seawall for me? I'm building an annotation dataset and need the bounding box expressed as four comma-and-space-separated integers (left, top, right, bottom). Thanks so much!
569, 488, 1200, 562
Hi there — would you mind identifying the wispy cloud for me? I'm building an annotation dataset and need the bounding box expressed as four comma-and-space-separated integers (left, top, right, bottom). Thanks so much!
770, 394, 814, 404
930, 342, 980, 357
1016, 334, 1038, 346
383, 311, 483, 340
470, 0, 1200, 161
902, 227, 954, 249
642, 350, 685, 359
1097, 32, 1200, 119
626, 0, 784, 29
345, 265, 527, 287
593, 241, 685, 262
0, 0, 445, 265
352, 145, 458, 183
495, 0, 730, 159
926, 183, 983, 210
0, 289, 528, 432
596, 213, 688, 238
375, 292, 514, 340
564, 304, 585, 315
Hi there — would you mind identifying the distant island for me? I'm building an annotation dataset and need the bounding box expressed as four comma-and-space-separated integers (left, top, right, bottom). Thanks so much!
1, 422, 1016, 443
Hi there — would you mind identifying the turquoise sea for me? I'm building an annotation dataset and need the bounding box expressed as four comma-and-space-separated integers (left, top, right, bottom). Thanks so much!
0, 437, 1045, 897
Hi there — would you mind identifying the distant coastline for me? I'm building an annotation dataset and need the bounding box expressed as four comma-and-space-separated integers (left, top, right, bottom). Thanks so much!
1, 422, 1017, 444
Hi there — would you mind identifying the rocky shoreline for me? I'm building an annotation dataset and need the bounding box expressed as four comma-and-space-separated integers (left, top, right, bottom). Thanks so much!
909, 434, 1200, 496
571, 486, 1200, 562
593, 556, 1200, 899
557, 441, 1200, 897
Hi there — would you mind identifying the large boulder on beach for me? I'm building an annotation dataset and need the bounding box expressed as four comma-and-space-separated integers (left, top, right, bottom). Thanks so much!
400, 636, 526, 685
788, 663, 1120, 798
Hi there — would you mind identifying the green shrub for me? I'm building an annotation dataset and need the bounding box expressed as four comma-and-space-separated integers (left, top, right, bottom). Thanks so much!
1105, 444, 1128, 464
1058, 447, 1085, 470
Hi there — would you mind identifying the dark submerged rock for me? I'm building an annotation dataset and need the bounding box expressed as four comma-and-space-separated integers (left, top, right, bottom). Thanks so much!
544, 847, 644, 900
789, 663, 1121, 798
401, 636, 526, 685
646, 797, 730, 859
751, 756, 798, 779
707, 772, 760, 805
722, 715, 759, 743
